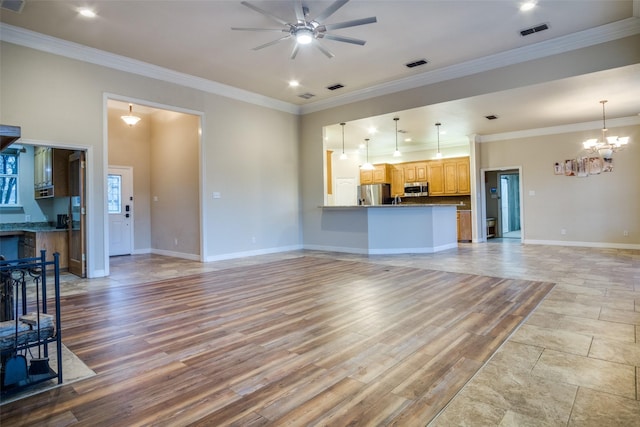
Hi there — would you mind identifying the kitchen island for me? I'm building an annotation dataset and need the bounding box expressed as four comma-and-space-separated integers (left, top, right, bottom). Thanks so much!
318, 204, 458, 254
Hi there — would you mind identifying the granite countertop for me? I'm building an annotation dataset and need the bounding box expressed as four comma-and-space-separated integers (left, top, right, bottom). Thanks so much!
0, 222, 68, 234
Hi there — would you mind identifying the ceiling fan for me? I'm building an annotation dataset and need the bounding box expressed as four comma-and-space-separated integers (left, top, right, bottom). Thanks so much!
231, 0, 377, 59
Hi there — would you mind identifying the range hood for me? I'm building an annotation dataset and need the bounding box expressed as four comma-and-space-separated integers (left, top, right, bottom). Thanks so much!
0, 125, 21, 151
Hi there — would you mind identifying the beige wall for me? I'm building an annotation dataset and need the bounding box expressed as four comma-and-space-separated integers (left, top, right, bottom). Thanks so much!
150, 110, 200, 256
300, 34, 640, 250
480, 124, 640, 245
1, 41, 301, 276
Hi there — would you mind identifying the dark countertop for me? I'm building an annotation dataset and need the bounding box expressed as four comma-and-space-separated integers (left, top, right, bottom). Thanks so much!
0, 222, 68, 235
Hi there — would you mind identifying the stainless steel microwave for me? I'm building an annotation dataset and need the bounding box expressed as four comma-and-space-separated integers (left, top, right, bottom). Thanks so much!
404, 182, 428, 197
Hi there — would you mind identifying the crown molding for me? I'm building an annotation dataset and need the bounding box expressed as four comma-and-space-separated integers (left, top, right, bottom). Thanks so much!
1, 17, 639, 118
300, 17, 640, 115
479, 115, 640, 143
0, 23, 301, 115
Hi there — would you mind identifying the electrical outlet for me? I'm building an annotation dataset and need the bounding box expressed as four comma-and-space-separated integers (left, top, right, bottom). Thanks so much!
623, 230, 629, 236
174, 238, 178, 246
252, 236, 256, 244
561, 228, 567, 235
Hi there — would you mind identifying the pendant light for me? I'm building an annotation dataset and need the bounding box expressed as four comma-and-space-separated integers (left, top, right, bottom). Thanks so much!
361, 138, 375, 170
339, 122, 347, 160
393, 117, 401, 157
435, 122, 443, 159
121, 103, 141, 127
582, 100, 630, 159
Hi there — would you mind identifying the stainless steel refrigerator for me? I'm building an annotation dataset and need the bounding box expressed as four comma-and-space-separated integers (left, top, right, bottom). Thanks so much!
358, 183, 390, 205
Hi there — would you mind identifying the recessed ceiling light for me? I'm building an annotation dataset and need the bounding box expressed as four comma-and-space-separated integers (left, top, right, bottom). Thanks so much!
520, 1, 536, 12
78, 8, 96, 18
289, 80, 299, 87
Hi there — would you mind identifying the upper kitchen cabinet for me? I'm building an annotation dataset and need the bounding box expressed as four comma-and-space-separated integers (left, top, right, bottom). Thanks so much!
428, 157, 470, 196
34, 147, 74, 199
402, 162, 427, 183
360, 163, 392, 185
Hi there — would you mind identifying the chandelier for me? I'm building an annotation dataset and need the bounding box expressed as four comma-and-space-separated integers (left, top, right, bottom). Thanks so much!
582, 100, 629, 159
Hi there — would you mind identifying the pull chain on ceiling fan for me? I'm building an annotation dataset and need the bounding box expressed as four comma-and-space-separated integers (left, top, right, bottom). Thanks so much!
231, 0, 377, 59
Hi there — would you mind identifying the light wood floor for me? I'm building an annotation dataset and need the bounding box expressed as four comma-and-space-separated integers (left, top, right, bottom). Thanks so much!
2, 241, 639, 425
0, 252, 552, 425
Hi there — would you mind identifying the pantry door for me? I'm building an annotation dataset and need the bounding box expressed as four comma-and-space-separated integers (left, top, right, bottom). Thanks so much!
68, 151, 86, 277
108, 166, 134, 256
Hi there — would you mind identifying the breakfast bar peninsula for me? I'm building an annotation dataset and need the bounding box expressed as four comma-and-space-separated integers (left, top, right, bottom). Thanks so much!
318, 204, 458, 255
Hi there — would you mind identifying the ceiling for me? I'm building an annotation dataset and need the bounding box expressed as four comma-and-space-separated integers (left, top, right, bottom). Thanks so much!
2, 1, 640, 155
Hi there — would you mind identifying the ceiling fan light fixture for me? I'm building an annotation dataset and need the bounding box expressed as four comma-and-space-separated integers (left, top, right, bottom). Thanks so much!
121, 103, 141, 127
295, 27, 313, 44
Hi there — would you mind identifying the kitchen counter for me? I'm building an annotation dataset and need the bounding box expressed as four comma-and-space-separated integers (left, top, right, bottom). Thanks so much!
318, 204, 458, 254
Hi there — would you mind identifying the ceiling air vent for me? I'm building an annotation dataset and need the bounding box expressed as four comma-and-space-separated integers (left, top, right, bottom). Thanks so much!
0, 0, 25, 13
520, 23, 549, 37
298, 93, 315, 100
485, 115, 498, 120
326, 84, 344, 91
405, 59, 428, 69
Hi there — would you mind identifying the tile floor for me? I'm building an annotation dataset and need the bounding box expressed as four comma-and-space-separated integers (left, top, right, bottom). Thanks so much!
53, 240, 640, 425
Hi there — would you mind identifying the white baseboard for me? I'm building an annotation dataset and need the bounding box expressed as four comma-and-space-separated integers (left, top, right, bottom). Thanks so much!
304, 242, 459, 255
151, 248, 201, 261
205, 245, 303, 262
132, 248, 152, 255
524, 239, 640, 250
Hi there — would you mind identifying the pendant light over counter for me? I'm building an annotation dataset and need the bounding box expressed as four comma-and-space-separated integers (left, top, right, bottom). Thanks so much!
361, 138, 375, 170
435, 122, 443, 159
393, 117, 401, 157
339, 122, 347, 160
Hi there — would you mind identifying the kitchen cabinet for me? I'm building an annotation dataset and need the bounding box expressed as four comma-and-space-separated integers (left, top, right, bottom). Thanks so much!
19, 231, 68, 270
402, 162, 427, 183
391, 166, 404, 196
457, 210, 472, 242
360, 163, 392, 184
427, 157, 470, 196
34, 147, 73, 199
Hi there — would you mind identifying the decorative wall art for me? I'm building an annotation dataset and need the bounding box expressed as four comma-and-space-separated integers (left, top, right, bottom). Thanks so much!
554, 156, 612, 176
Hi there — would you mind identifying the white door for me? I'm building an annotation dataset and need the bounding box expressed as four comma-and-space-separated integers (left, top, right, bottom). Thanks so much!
108, 166, 134, 256
335, 178, 357, 206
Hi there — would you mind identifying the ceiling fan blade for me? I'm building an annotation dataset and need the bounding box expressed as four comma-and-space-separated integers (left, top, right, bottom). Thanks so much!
240, 1, 290, 26
321, 16, 377, 31
231, 27, 289, 32
320, 33, 366, 46
314, 42, 335, 59
313, 0, 349, 23
293, 0, 306, 23
290, 44, 300, 59
252, 35, 292, 51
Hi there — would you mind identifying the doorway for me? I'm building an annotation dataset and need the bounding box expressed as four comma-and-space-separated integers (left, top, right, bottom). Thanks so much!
498, 172, 521, 239
108, 166, 134, 256
482, 168, 523, 241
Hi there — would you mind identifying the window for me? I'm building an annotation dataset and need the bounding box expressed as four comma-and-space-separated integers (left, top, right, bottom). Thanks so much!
107, 174, 122, 214
0, 150, 19, 206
